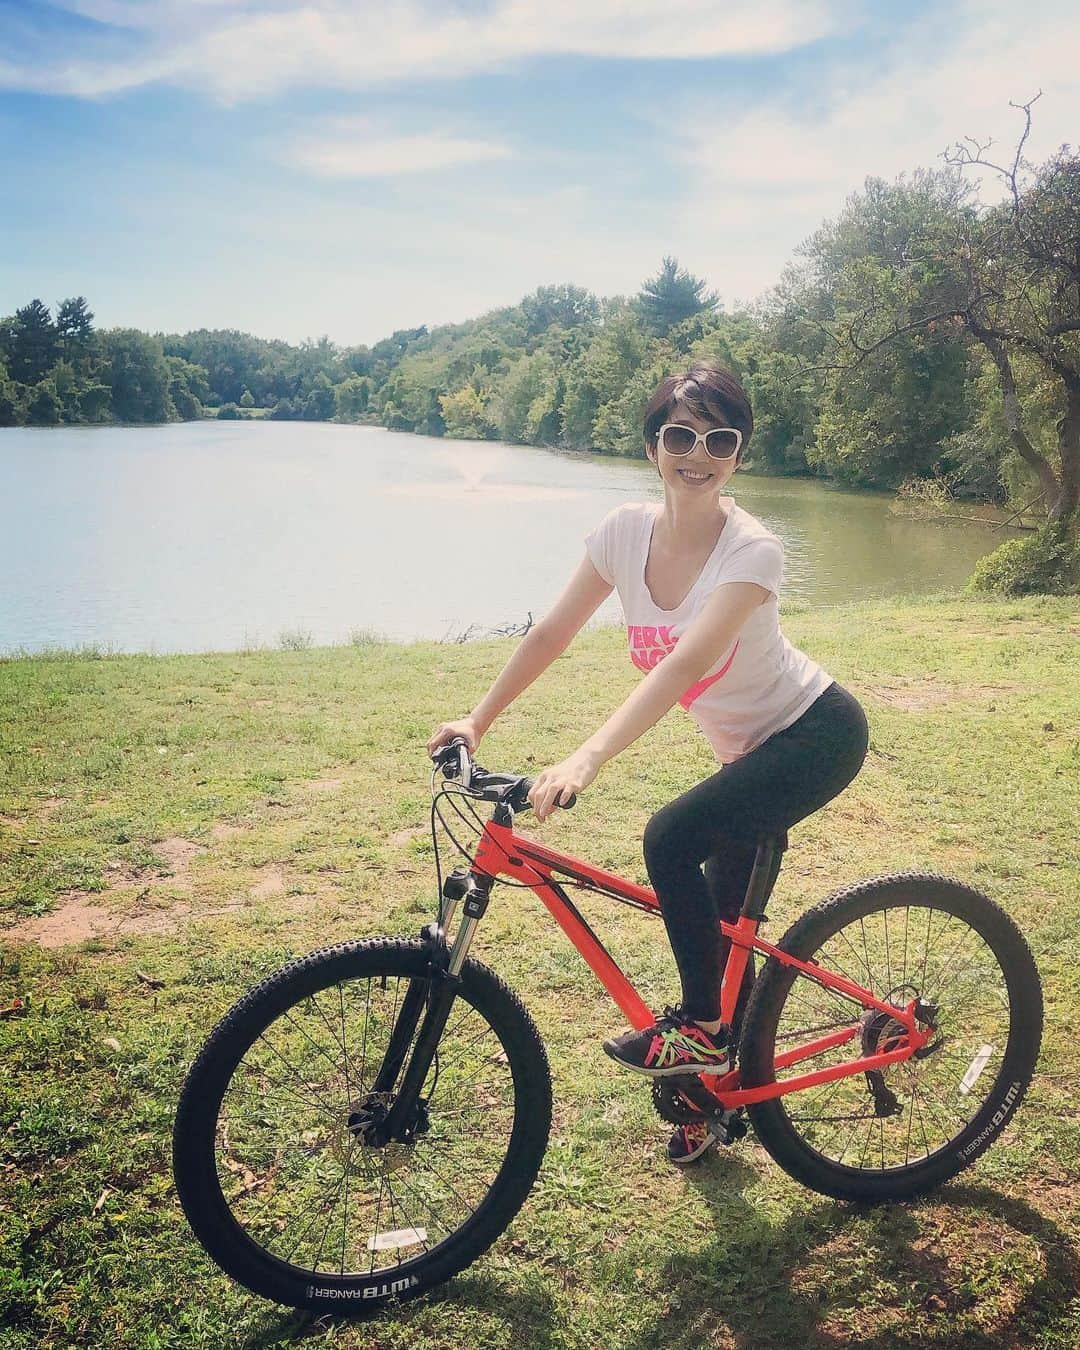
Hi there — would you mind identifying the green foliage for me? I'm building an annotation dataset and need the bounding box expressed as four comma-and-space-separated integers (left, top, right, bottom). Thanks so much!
301, 372, 336, 421
520, 283, 600, 337
439, 384, 493, 439
561, 306, 648, 449
165, 356, 208, 422
25, 380, 61, 426
490, 349, 559, 443
2, 298, 59, 384
334, 374, 371, 421
269, 397, 298, 421
100, 329, 174, 423
238, 388, 254, 409
55, 296, 93, 354
216, 402, 242, 420
636, 255, 719, 336
967, 519, 1080, 595
0, 368, 18, 426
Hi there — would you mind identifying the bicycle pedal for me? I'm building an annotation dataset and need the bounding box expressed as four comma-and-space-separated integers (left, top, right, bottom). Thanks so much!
706, 1111, 748, 1146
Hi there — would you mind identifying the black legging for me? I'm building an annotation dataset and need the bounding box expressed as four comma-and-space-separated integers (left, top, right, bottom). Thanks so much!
642, 681, 869, 1025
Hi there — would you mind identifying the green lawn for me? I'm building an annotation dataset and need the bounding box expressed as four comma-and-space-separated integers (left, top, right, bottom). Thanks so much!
2, 593, 1078, 1348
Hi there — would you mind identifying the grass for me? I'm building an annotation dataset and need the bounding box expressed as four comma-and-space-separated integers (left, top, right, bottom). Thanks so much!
1, 592, 1078, 1348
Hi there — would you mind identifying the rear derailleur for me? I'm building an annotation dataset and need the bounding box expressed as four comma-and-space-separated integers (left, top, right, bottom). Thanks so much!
861, 993, 941, 1118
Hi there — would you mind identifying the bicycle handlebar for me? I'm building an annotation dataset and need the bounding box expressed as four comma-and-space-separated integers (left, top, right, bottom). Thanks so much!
430, 737, 576, 811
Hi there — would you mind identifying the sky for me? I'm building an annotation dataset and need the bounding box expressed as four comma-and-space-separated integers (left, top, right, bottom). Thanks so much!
1, 0, 1078, 347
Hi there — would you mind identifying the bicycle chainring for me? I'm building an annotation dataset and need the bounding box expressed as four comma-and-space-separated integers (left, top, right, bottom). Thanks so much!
651, 1078, 707, 1126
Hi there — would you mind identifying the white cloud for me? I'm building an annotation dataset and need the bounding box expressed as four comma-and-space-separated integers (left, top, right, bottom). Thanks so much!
285, 122, 512, 178
2, 0, 852, 100
658, 0, 1080, 300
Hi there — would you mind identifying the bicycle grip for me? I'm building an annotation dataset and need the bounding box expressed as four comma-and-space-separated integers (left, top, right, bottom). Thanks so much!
519, 776, 576, 810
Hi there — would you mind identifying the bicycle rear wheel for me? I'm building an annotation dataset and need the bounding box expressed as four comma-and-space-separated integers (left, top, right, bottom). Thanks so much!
173, 939, 551, 1311
739, 874, 1042, 1202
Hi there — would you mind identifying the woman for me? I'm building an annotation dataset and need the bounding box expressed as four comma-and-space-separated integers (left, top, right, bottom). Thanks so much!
427, 360, 869, 1166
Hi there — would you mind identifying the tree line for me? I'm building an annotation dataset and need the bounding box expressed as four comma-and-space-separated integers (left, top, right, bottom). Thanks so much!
3, 103, 1076, 590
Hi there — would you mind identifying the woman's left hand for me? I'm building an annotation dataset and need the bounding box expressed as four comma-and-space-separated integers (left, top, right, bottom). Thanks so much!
528, 749, 600, 822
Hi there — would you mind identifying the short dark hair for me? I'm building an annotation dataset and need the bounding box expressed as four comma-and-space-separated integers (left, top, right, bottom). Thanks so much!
642, 361, 753, 461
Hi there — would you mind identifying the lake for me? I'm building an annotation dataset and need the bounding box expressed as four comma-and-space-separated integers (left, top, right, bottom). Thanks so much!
0, 421, 1012, 655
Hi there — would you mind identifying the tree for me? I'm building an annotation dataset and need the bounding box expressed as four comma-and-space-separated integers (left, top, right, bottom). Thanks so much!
167, 356, 209, 421
439, 385, 493, 439
806, 101, 1080, 588
520, 284, 600, 338
491, 350, 561, 443
939, 106, 1080, 526
239, 388, 255, 408
102, 328, 174, 422
26, 380, 61, 425
55, 296, 94, 348
561, 306, 648, 448
335, 375, 372, 421
0, 357, 18, 425
302, 372, 336, 420
636, 257, 719, 336
3, 299, 59, 384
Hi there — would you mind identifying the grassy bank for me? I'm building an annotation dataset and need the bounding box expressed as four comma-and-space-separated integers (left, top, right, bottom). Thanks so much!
1, 594, 1078, 1349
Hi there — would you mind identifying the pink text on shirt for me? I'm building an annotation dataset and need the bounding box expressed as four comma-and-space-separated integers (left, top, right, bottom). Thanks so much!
626, 625, 740, 709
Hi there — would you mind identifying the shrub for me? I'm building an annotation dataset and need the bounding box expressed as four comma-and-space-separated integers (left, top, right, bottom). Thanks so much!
278, 627, 313, 650
967, 519, 1080, 596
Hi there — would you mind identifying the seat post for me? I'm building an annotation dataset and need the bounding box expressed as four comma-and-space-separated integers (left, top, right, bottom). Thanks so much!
739, 831, 788, 921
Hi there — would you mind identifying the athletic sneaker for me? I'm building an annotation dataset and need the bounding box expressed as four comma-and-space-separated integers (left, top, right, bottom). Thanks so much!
668, 1121, 719, 1165
602, 1007, 731, 1077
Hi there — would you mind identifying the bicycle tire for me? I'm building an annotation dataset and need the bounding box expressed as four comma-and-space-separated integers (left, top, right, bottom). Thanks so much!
173, 938, 552, 1312
739, 874, 1042, 1203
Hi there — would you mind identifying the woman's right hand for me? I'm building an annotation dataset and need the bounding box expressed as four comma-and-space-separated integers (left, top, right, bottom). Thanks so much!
426, 716, 482, 759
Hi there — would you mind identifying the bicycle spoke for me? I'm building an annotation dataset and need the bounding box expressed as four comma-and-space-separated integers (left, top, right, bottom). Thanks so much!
771, 900, 1016, 1172
210, 968, 519, 1286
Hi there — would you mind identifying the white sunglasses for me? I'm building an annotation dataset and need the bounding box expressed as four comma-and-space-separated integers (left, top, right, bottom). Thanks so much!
656, 423, 742, 460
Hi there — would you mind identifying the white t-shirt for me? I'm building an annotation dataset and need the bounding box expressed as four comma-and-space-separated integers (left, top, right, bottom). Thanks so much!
584, 499, 832, 763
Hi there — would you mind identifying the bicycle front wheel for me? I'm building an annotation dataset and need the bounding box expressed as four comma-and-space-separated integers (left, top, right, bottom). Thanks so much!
173, 939, 552, 1311
739, 874, 1042, 1202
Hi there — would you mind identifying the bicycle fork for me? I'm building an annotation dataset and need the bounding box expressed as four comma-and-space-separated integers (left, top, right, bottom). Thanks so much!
367, 868, 491, 1146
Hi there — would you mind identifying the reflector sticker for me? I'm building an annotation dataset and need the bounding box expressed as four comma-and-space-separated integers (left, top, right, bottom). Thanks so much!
366, 1227, 427, 1252
959, 1044, 995, 1095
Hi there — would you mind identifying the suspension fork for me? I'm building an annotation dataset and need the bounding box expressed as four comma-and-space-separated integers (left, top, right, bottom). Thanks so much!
373, 870, 491, 1144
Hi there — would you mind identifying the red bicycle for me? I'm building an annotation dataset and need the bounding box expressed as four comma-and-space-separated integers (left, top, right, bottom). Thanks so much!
173, 739, 1043, 1312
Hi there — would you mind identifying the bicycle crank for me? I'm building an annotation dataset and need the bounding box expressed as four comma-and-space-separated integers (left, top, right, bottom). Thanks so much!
652, 1076, 748, 1145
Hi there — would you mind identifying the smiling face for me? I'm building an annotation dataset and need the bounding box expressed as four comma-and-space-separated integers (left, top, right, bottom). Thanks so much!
646, 404, 741, 499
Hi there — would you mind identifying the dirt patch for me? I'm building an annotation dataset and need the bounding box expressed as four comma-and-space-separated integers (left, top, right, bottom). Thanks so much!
6, 895, 117, 947
3, 890, 198, 947
210, 822, 242, 841
103, 859, 146, 884
153, 836, 205, 877
0, 814, 24, 831
866, 678, 955, 711
308, 774, 347, 794
389, 825, 428, 846
249, 866, 286, 900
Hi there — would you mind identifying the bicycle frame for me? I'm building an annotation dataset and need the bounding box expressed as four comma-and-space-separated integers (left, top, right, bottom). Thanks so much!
465, 816, 934, 1111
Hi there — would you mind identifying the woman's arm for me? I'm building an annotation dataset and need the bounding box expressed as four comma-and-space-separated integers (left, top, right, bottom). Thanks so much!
528, 581, 769, 819
426, 554, 613, 755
